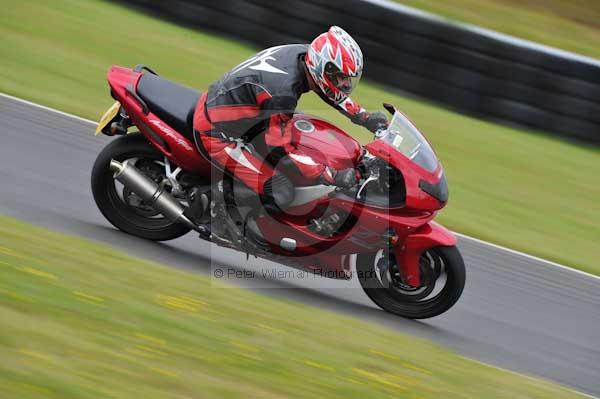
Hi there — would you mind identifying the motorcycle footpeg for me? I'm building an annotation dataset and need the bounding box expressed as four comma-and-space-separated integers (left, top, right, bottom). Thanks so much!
196, 224, 212, 241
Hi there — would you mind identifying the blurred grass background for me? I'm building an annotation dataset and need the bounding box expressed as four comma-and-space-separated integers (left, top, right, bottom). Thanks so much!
0, 215, 588, 398
398, 0, 600, 60
0, 0, 598, 274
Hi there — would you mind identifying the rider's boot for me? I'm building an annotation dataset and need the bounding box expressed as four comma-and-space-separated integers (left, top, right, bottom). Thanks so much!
183, 185, 214, 240
184, 186, 210, 223
193, 180, 230, 240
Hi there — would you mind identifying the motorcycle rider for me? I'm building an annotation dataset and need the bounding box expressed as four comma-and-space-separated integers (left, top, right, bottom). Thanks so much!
192, 26, 388, 234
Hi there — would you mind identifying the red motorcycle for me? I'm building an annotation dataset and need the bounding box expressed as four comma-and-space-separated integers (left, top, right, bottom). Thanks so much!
92, 65, 465, 319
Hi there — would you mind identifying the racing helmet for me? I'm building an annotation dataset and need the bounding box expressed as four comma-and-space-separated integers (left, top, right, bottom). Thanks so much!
305, 26, 363, 104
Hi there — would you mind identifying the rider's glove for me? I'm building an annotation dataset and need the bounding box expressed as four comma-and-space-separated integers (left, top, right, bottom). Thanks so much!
353, 111, 389, 133
364, 111, 389, 133
320, 167, 361, 188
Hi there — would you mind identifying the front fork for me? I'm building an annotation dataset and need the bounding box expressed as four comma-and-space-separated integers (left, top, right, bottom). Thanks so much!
391, 221, 457, 288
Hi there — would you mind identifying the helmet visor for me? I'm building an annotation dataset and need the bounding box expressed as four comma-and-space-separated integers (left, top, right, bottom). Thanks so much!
325, 63, 361, 95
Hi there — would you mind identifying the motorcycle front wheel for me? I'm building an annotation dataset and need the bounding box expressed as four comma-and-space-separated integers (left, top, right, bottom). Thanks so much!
91, 133, 191, 241
356, 245, 465, 319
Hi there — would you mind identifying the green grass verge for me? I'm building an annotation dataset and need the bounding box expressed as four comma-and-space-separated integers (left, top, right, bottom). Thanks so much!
396, 0, 600, 60
0, 215, 587, 398
1, 0, 599, 274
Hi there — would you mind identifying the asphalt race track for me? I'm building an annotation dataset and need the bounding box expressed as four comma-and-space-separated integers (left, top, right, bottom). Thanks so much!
1, 95, 599, 397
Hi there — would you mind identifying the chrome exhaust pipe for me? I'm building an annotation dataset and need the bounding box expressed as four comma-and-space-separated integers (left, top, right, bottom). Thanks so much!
109, 159, 201, 232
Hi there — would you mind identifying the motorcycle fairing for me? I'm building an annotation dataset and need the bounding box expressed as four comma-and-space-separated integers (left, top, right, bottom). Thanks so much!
365, 140, 446, 211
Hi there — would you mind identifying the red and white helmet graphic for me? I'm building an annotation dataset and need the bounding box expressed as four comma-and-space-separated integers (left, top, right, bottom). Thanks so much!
306, 26, 364, 104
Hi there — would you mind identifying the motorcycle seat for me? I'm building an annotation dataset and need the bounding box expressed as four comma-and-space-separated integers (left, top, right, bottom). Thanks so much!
137, 73, 200, 142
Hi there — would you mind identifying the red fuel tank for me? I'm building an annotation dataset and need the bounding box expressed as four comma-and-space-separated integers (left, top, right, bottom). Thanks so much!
290, 115, 362, 171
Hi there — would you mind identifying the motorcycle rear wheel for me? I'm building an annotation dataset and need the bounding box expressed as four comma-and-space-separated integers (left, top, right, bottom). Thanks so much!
356, 245, 465, 319
91, 134, 191, 241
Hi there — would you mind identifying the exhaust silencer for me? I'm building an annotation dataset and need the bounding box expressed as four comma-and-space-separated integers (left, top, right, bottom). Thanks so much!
109, 160, 200, 232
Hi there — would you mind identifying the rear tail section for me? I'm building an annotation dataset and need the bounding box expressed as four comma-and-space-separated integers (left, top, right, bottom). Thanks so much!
104, 65, 210, 174
106, 65, 144, 114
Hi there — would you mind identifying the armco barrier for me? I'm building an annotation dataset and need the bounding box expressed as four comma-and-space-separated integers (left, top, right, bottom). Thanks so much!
118, 0, 600, 143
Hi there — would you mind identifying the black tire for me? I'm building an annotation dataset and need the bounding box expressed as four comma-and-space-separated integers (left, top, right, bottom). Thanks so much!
357, 245, 465, 319
91, 134, 191, 241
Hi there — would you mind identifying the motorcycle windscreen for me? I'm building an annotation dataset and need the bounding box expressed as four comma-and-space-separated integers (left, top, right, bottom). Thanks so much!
377, 112, 439, 172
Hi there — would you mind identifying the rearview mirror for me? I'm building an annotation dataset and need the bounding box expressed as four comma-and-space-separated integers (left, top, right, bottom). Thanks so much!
383, 103, 396, 116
